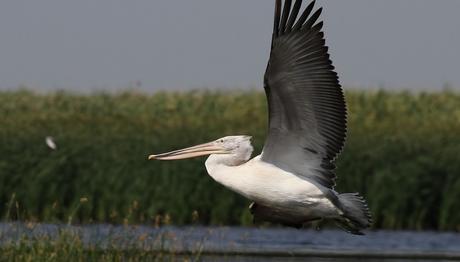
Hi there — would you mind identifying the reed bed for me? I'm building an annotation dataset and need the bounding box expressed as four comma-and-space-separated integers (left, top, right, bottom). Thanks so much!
0, 89, 459, 231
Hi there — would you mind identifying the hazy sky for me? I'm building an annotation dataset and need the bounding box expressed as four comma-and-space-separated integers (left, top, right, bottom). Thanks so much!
1, 0, 459, 91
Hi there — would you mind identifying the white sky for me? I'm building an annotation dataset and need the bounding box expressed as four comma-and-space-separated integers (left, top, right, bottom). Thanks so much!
0, 0, 459, 91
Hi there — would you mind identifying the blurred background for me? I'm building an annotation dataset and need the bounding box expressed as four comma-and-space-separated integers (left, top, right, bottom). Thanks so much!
1, 0, 459, 231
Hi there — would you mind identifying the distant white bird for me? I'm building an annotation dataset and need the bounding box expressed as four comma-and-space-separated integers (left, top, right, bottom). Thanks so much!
45, 136, 57, 150
149, 0, 371, 234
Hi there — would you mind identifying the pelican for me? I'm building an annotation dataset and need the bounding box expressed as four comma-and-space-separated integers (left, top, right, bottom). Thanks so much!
149, 0, 371, 235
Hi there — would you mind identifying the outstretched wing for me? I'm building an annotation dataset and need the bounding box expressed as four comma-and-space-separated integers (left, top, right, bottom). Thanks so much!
261, 0, 347, 189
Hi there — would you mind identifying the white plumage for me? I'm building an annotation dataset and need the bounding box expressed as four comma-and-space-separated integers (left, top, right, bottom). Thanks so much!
45, 136, 57, 150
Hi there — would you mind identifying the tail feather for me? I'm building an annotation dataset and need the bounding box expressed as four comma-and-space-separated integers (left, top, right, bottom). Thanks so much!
336, 193, 372, 235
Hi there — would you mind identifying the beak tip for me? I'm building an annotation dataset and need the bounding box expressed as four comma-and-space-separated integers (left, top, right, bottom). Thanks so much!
148, 155, 156, 160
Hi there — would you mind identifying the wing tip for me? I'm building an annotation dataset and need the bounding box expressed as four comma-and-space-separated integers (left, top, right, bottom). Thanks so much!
302, 7, 323, 30
274, 0, 324, 37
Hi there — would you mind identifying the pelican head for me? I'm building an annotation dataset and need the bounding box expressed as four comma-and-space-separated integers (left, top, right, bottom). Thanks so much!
148, 135, 253, 162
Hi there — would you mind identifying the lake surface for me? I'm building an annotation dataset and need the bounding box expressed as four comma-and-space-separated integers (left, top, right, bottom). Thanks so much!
1, 223, 459, 261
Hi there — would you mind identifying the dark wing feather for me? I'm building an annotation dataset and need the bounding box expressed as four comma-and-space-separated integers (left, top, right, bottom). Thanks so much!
279, 0, 292, 34
285, 0, 303, 33
261, 0, 347, 189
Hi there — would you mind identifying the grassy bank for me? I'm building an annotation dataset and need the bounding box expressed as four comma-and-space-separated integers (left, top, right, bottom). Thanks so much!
0, 89, 459, 230
0, 225, 199, 261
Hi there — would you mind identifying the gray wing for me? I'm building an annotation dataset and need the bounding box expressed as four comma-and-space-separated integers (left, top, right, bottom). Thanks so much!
261, 0, 347, 189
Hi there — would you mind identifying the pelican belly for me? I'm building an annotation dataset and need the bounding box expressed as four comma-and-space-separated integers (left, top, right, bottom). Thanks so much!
207, 155, 341, 220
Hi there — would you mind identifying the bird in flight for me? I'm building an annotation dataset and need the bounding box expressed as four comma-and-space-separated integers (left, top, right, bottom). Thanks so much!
45, 136, 57, 150
149, 0, 371, 235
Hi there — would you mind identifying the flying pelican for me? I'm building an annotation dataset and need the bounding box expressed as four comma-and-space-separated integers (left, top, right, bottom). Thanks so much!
149, 0, 371, 235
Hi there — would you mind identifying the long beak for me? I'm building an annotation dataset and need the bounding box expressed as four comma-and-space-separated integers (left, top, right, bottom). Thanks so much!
148, 142, 228, 161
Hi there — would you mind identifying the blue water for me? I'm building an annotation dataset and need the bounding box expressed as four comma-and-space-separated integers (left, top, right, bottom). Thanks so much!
1, 223, 459, 261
